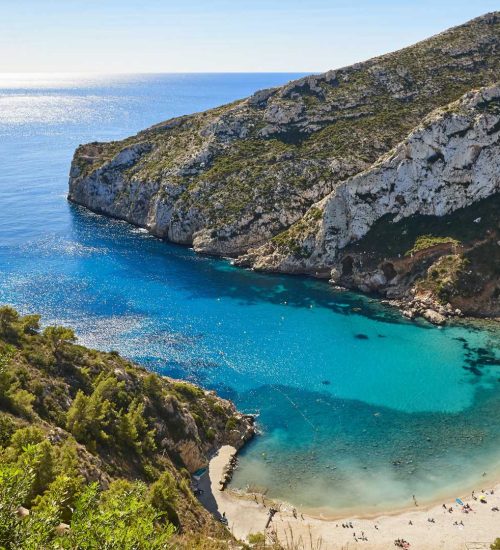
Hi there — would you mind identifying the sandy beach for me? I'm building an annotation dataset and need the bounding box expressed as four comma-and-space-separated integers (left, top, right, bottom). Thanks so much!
198, 445, 500, 550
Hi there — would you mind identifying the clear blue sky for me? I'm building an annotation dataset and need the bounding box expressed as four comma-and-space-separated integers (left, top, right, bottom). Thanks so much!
1, 0, 498, 73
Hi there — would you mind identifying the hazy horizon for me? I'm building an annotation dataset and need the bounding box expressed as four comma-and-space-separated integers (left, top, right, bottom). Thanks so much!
1, 0, 498, 73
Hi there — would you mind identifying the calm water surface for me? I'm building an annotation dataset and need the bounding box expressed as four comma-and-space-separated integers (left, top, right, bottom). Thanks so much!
0, 73, 499, 514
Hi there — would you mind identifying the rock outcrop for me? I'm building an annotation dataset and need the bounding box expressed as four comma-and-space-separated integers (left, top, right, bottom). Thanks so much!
68, 12, 500, 321
242, 86, 499, 320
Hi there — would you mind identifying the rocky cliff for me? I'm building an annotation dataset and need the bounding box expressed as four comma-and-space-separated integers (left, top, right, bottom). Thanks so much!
68, 12, 500, 321
240, 86, 499, 320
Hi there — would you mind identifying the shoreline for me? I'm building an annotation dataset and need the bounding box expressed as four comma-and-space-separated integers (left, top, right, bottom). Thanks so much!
200, 445, 500, 549
71, 203, 500, 328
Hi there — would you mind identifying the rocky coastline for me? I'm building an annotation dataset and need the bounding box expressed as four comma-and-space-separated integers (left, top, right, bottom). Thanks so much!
68, 13, 500, 325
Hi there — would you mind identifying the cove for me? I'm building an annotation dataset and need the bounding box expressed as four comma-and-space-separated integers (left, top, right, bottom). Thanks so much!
1, 74, 499, 514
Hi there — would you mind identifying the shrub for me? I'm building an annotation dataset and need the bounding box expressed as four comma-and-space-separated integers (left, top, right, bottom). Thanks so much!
64, 481, 175, 549
173, 381, 205, 400
248, 532, 266, 545
405, 235, 459, 256
0, 444, 39, 548
148, 471, 180, 526
7, 388, 35, 418
42, 325, 77, 366
8, 426, 44, 455
0, 414, 14, 447
66, 378, 117, 448
21, 315, 40, 335
117, 399, 156, 455
225, 417, 238, 431
0, 307, 19, 337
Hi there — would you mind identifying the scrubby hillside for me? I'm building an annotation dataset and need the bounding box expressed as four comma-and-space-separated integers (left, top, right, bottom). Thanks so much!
0, 306, 254, 549
69, 13, 499, 256
239, 85, 499, 322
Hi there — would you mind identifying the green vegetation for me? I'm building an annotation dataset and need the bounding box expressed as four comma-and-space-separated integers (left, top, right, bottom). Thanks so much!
271, 206, 323, 258
417, 254, 470, 303
248, 532, 266, 547
405, 235, 460, 256
491, 538, 500, 550
0, 306, 249, 548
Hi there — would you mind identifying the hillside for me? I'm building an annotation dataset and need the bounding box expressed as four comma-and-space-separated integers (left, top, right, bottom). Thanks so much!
68, 12, 500, 321
0, 306, 254, 549
239, 85, 500, 322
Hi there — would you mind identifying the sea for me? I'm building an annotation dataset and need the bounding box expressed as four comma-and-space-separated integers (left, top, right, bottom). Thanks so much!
0, 73, 499, 515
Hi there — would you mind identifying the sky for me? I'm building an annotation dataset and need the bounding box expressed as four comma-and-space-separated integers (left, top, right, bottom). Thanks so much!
0, 0, 498, 73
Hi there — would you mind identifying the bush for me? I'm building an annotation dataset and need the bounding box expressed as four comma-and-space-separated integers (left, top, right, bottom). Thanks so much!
8, 426, 44, 455
148, 471, 180, 526
405, 235, 459, 256
21, 315, 40, 335
66, 378, 117, 448
64, 481, 175, 549
7, 388, 35, 418
0, 307, 19, 340
0, 414, 14, 447
173, 381, 205, 400
225, 417, 238, 431
0, 444, 39, 549
248, 532, 266, 545
0, 465, 175, 549
42, 326, 76, 365
117, 399, 156, 455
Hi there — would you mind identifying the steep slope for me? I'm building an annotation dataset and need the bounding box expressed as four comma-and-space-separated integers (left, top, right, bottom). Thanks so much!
69, 12, 500, 259
241, 85, 499, 320
0, 307, 254, 548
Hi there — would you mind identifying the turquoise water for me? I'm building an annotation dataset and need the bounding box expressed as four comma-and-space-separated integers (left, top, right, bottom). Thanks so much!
1, 74, 499, 514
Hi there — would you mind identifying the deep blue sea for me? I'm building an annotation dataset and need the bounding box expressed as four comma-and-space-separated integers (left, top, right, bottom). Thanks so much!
1, 73, 499, 514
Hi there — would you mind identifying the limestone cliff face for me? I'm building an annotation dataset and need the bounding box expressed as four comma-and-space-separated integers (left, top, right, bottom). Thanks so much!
241, 86, 499, 319
69, 13, 499, 258
243, 86, 499, 272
